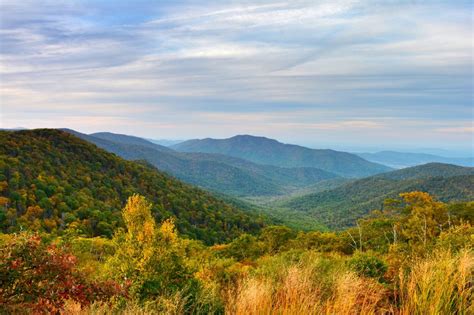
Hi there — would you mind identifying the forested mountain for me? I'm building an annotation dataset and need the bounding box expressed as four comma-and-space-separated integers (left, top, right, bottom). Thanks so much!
0, 129, 265, 244
172, 135, 392, 177
282, 163, 474, 229
356, 151, 473, 168
68, 130, 339, 196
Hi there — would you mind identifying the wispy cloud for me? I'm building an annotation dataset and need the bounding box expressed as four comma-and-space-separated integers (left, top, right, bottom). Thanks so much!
0, 0, 472, 151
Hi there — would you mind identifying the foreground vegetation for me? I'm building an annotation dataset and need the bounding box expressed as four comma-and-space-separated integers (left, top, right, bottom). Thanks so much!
1, 191, 472, 314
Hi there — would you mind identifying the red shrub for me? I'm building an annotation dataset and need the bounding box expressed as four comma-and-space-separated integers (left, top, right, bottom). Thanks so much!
0, 233, 126, 314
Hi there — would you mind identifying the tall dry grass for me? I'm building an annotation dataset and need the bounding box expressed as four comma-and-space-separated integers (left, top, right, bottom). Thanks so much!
324, 272, 391, 315
61, 292, 187, 315
62, 250, 473, 314
226, 262, 389, 315
399, 249, 473, 314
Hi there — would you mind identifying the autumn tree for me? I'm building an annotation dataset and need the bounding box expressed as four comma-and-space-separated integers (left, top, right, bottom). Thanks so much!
106, 195, 195, 300
399, 192, 448, 250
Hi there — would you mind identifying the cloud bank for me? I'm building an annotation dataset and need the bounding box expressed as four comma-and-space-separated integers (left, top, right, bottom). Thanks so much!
0, 0, 472, 151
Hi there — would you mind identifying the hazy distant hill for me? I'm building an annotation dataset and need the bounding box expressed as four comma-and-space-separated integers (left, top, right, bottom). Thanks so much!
148, 139, 184, 147
0, 129, 265, 244
172, 135, 392, 177
282, 163, 474, 229
67, 130, 339, 197
357, 151, 473, 168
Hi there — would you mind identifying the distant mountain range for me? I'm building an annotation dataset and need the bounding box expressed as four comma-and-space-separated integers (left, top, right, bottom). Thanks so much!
172, 135, 392, 177
281, 163, 474, 229
64, 130, 340, 197
356, 151, 473, 168
2, 128, 472, 233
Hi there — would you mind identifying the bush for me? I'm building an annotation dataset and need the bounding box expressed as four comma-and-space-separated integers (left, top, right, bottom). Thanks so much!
0, 233, 124, 313
347, 251, 387, 281
436, 223, 473, 252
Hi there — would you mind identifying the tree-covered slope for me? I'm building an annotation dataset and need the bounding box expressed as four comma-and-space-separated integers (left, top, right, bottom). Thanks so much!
172, 135, 392, 178
282, 163, 474, 229
0, 129, 265, 244
72, 131, 339, 196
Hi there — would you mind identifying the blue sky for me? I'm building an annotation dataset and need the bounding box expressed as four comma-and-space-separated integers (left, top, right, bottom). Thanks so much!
0, 0, 472, 153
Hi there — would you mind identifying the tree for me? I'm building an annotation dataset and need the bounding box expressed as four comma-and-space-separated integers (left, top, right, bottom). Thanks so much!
259, 226, 296, 254
106, 195, 195, 300
399, 192, 448, 250
223, 233, 262, 260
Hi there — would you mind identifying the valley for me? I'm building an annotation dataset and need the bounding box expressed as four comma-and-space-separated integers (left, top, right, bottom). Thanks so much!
59, 129, 474, 232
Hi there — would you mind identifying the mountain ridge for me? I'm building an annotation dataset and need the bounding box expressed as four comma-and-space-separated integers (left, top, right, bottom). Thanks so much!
65, 130, 340, 197
172, 135, 392, 177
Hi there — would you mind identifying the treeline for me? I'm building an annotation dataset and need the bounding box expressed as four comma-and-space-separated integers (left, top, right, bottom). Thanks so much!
0, 129, 265, 244
1, 192, 472, 314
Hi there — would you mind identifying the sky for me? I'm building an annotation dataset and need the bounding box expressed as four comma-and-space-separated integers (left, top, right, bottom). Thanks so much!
0, 0, 472, 154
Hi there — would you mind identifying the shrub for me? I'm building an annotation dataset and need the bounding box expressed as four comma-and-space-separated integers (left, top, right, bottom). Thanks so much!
347, 251, 387, 281
436, 223, 474, 252
0, 233, 124, 314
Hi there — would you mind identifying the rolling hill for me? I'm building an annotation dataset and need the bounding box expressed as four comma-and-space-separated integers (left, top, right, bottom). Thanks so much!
172, 135, 392, 177
281, 163, 474, 229
67, 130, 339, 197
0, 129, 265, 244
356, 151, 473, 168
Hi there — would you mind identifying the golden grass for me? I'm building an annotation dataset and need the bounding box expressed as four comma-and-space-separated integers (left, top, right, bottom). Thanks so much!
61, 294, 186, 315
62, 250, 473, 314
324, 272, 390, 315
226, 263, 388, 315
399, 249, 473, 315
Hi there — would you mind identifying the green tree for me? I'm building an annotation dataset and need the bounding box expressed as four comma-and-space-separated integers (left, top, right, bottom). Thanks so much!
259, 225, 296, 254
223, 233, 262, 260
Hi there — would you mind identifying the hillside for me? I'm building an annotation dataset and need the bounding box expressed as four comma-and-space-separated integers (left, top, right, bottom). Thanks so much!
282, 163, 474, 229
357, 151, 473, 168
71, 131, 339, 196
0, 129, 265, 244
172, 135, 392, 177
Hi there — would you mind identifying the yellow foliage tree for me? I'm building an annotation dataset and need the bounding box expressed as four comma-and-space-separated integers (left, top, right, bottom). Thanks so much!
400, 191, 448, 250
106, 194, 194, 300
122, 194, 156, 245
